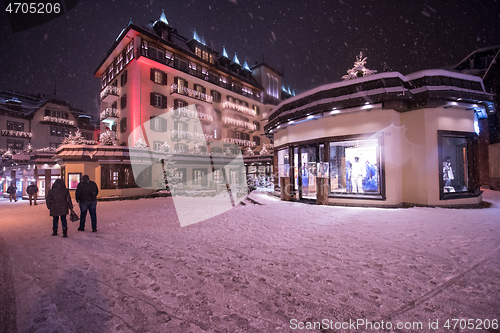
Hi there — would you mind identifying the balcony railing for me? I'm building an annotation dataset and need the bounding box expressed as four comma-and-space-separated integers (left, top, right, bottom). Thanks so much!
222, 101, 256, 117
223, 137, 256, 147
140, 48, 262, 102
222, 116, 257, 132
100, 86, 119, 102
42, 116, 75, 126
171, 130, 214, 142
170, 84, 213, 104
100, 108, 119, 121
171, 107, 213, 123
1, 129, 32, 138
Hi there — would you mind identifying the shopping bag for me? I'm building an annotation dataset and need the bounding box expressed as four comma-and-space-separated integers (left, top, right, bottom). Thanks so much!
70, 209, 79, 222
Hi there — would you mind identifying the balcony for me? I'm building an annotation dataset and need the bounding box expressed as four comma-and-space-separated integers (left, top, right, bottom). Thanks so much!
222, 101, 256, 117
222, 117, 257, 132
170, 84, 213, 104
171, 107, 213, 124
1, 129, 32, 138
100, 108, 119, 121
223, 137, 256, 148
171, 130, 214, 143
100, 86, 119, 102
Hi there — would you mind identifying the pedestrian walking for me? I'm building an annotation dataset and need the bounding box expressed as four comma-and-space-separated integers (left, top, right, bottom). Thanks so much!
26, 181, 39, 205
46, 179, 73, 238
75, 175, 99, 232
7, 183, 17, 202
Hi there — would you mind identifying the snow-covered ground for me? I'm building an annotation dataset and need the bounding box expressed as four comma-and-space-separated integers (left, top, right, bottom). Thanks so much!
0, 190, 499, 332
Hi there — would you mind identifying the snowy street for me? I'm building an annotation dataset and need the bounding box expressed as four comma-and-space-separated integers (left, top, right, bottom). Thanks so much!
1, 191, 499, 332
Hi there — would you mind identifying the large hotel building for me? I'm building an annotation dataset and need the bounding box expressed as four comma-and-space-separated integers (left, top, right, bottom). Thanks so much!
93, 11, 291, 185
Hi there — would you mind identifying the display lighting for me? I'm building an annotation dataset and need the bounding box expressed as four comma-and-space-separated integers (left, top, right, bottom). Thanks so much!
170, 84, 213, 103
222, 101, 256, 116
331, 110, 341, 115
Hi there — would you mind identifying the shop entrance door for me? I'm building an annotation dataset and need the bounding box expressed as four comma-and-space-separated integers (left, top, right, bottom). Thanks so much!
299, 145, 317, 200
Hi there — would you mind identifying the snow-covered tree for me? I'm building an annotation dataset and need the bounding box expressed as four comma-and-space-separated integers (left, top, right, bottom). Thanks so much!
99, 129, 118, 146
158, 141, 170, 152
342, 52, 377, 80
192, 143, 201, 154
23, 143, 34, 154
134, 138, 148, 148
157, 149, 180, 191
62, 129, 85, 145
2, 148, 13, 159
259, 146, 269, 155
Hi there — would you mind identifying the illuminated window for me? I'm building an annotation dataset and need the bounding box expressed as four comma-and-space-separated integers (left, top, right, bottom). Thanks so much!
7, 121, 24, 131
195, 47, 202, 58
193, 169, 207, 186
211, 90, 221, 103
329, 138, 381, 195
202, 51, 209, 62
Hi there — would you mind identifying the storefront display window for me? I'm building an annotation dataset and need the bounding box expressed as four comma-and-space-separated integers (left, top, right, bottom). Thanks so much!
68, 173, 81, 190
438, 131, 479, 199
329, 138, 381, 195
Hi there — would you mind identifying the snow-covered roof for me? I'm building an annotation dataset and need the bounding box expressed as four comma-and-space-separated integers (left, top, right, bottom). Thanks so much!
266, 69, 493, 131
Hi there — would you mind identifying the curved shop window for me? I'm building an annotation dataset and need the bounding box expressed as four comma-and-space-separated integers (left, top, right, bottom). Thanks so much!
329, 138, 382, 196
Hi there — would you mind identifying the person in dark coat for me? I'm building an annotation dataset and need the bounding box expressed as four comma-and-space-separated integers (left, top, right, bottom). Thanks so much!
75, 175, 99, 232
46, 179, 73, 237
26, 181, 39, 205
7, 183, 17, 202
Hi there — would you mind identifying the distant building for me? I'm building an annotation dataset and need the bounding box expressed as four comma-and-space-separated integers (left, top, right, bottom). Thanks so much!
266, 69, 494, 207
0, 91, 98, 197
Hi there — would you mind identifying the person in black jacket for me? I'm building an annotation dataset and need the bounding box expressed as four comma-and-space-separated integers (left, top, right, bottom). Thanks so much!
75, 175, 99, 232
26, 181, 39, 205
7, 183, 17, 202
46, 179, 73, 237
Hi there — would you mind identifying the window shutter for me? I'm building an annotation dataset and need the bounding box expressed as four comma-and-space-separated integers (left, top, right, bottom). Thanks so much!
174, 77, 178, 85
150, 117, 155, 130
162, 95, 168, 109
162, 72, 168, 85
202, 86, 206, 94
161, 118, 168, 132
150, 92, 154, 106
150, 68, 155, 82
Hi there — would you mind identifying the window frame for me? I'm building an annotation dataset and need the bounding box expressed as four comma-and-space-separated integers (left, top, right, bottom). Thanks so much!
437, 130, 480, 200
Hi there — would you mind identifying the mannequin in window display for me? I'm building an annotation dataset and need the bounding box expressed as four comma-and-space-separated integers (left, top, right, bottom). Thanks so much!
351, 156, 365, 193
345, 161, 352, 192
443, 156, 455, 191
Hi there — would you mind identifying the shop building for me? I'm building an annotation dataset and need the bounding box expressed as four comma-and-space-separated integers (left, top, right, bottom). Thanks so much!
265, 69, 495, 207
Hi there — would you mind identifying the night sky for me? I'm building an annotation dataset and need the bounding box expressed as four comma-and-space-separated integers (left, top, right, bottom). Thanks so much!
1, 0, 499, 117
